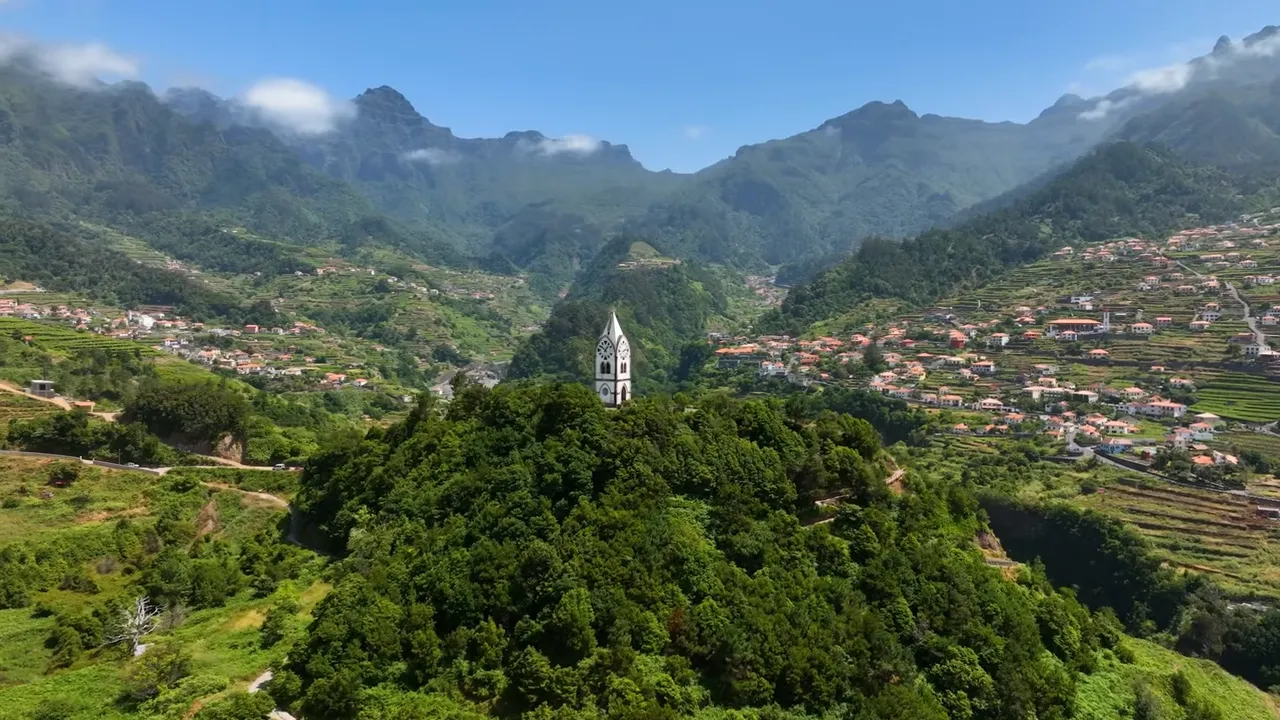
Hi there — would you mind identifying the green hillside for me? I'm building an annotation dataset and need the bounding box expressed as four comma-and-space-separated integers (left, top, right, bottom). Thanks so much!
0, 67, 456, 263
622, 98, 1119, 267
1118, 76, 1280, 169
507, 238, 727, 390
768, 142, 1279, 332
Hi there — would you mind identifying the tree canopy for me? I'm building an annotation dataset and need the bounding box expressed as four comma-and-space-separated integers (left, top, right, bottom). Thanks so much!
274, 383, 1109, 719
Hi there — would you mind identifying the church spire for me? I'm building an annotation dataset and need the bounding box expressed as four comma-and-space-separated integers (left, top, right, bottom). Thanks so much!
594, 310, 632, 407
602, 310, 625, 344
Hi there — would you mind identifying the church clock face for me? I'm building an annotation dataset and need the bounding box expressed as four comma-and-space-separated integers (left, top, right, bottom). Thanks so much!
596, 339, 613, 361
617, 340, 630, 362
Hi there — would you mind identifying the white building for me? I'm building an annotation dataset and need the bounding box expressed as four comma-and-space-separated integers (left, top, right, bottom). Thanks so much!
1124, 400, 1188, 419
595, 311, 632, 407
758, 361, 787, 378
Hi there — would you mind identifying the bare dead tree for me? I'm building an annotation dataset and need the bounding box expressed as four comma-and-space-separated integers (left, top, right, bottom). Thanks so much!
105, 596, 162, 653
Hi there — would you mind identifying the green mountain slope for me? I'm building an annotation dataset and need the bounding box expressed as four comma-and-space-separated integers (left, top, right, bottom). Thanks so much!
1117, 76, 1280, 169
166, 89, 1129, 271
168, 85, 690, 249
154, 28, 1280, 277
0, 213, 272, 323
622, 99, 1118, 267
508, 238, 727, 389
0, 67, 455, 262
766, 142, 1276, 332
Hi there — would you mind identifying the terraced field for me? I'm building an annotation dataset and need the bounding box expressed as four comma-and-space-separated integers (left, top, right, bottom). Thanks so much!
1078, 478, 1280, 599
1217, 431, 1280, 459
1191, 371, 1280, 423
0, 318, 156, 356
0, 392, 57, 422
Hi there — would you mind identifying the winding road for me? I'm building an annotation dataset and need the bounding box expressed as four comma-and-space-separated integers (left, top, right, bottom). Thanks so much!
1227, 281, 1270, 350
1175, 260, 1269, 350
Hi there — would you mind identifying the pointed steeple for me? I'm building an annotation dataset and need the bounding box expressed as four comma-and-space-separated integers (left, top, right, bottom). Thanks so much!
602, 310, 625, 344
595, 309, 632, 407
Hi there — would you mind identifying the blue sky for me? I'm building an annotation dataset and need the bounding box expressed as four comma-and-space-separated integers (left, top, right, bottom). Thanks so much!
1, 0, 1276, 172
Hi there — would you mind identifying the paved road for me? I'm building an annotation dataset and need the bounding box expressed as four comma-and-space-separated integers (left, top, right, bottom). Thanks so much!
1176, 260, 1204, 279
1225, 280, 1270, 349
1175, 260, 1269, 351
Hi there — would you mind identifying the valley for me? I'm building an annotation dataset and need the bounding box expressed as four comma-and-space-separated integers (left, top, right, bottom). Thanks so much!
3, 14, 1280, 720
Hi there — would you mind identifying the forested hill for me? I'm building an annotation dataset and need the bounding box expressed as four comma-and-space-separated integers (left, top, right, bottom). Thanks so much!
507, 239, 727, 390
764, 142, 1277, 333
1117, 75, 1280, 170
619, 99, 1122, 268
0, 214, 277, 324
0, 67, 456, 262
279, 383, 1105, 719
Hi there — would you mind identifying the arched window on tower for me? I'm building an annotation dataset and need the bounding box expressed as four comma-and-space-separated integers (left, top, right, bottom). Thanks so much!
600, 361, 611, 374
620, 361, 627, 374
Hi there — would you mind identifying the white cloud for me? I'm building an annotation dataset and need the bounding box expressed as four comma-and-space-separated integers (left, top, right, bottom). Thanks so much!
1077, 31, 1280, 121
683, 124, 708, 140
1235, 31, 1280, 58
532, 134, 601, 156
402, 147, 461, 166
241, 77, 354, 135
1078, 97, 1136, 121
0, 33, 139, 87
1127, 62, 1194, 94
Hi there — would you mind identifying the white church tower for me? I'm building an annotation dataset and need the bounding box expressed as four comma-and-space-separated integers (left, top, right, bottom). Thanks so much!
595, 310, 631, 407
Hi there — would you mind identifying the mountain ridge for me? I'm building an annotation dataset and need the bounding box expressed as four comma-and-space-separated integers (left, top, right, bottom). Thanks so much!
152, 24, 1280, 274
764, 141, 1280, 333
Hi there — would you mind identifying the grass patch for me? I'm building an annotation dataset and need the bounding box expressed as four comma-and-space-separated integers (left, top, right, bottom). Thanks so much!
0, 456, 327, 719
1074, 638, 1277, 720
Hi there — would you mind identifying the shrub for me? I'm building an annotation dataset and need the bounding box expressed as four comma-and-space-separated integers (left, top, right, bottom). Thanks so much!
193, 691, 275, 720
47, 462, 80, 487
28, 699, 78, 720
123, 641, 192, 704
259, 599, 296, 649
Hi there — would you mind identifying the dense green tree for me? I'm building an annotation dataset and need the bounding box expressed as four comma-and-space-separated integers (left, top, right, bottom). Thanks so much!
283, 383, 1097, 719
123, 378, 250, 445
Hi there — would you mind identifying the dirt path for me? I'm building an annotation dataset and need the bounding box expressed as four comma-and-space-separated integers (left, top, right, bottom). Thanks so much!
197, 480, 289, 510
807, 462, 907, 526
0, 380, 71, 410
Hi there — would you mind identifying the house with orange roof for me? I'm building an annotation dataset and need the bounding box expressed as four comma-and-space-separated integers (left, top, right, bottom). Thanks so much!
1099, 438, 1133, 453
1126, 399, 1187, 418
1103, 420, 1134, 435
